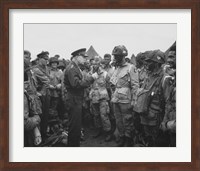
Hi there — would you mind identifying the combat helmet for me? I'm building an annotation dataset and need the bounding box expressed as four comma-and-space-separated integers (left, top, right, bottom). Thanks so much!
112, 45, 128, 57
49, 57, 59, 65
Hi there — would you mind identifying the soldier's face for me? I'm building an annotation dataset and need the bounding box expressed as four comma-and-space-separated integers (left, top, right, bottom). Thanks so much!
104, 57, 111, 65
114, 55, 124, 66
146, 61, 156, 72
24, 54, 31, 61
51, 62, 58, 69
24, 54, 31, 65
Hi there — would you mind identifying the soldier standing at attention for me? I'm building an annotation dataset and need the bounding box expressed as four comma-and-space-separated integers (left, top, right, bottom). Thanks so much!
110, 45, 139, 147
64, 48, 98, 147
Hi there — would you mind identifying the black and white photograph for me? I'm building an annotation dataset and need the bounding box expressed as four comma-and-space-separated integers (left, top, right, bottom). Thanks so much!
24, 23, 176, 147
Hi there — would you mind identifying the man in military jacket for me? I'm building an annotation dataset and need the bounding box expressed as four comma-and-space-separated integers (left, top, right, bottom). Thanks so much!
32, 51, 51, 138
160, 47, 176, 147
64, 48, 97, 147
110, 45, 139, 147
138, 50, 170, 147
24, 50, 42, 146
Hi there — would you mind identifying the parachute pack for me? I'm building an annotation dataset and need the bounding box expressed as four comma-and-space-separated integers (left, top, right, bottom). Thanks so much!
133, 75, 163, 114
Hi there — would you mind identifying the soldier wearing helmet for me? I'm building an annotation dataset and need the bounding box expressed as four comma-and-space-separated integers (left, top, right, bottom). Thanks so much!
89, 56, 111, 140
135, 50, 172, 147
110, 45, 139, 146
48, 57, 63, 126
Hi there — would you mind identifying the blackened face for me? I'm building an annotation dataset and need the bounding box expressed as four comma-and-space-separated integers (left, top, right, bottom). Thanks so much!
146, 61, 157, 72
167, 56, 176, 69
114, 55, 123, 65
167, 51, 176, 69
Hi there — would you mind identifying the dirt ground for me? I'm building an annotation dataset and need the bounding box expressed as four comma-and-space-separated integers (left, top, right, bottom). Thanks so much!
80, 127, 118, 147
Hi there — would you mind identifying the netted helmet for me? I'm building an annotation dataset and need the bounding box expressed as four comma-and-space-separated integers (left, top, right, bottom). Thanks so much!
112, 45, 128, 57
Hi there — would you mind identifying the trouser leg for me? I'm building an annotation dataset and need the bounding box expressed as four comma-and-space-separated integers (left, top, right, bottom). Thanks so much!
40, 94, 50, 138
99, 100, 111, 132
120, 103, 133, 138
143, 125, 159, 147
91, 103, 102, 129
113, 103, 125, 138
68, 97, 82, 147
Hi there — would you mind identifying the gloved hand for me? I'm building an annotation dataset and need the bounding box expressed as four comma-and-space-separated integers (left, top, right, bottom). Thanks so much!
91, 72, 98, 79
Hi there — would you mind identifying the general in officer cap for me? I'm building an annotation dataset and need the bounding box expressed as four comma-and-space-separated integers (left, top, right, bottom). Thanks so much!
71, 48, 88, 58
37, 51, 49, 60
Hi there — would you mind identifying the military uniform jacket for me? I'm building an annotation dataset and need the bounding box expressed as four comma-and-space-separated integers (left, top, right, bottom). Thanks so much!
32, 65, 50, 96
89, 68, 110, 103
64, 61, 93, 96
140, 69, 170, 126
49, 68, 63, 97
110, 62, 139, 104
162, 76, 176, 132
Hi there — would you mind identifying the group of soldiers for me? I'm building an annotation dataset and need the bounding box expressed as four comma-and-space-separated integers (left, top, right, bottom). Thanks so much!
24, 44, 176, 147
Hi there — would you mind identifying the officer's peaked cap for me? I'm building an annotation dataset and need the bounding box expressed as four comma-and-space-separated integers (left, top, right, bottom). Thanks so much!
37, 51, 49, 60
71, 48, 88, 57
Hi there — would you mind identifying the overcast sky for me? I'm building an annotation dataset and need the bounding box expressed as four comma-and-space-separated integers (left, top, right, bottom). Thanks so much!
24, 24, 176, 60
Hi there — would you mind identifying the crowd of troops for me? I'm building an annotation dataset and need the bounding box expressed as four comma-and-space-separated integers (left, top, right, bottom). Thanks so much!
24, 44, 176, 147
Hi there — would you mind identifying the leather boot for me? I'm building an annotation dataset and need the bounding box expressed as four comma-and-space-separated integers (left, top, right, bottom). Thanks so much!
124, 137, 133, 147
117, 136, 125, 147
